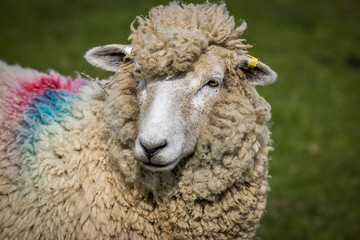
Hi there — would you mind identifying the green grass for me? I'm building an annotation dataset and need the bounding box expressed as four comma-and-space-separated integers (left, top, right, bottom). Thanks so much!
1, 0, 359, 239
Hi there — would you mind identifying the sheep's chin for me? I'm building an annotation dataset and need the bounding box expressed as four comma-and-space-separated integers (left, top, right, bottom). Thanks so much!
139, 157, 181, 172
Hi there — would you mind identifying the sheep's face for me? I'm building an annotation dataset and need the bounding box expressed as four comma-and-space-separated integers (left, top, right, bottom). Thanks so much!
134, 52, 225, 171
85, 44, 276, 172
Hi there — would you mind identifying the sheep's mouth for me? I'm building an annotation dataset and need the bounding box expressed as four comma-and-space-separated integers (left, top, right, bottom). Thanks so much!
140, 158, 181, 172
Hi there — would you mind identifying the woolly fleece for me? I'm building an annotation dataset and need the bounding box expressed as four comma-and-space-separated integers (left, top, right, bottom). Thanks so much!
129, 2, 250, 76
0, 2, 273, 239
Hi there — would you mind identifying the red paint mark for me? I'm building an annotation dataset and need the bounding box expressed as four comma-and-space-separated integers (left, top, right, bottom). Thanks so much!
5, 72, 87, 125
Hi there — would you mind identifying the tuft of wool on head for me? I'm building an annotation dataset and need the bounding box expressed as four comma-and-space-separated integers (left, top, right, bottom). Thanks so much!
128, 1, 251, 76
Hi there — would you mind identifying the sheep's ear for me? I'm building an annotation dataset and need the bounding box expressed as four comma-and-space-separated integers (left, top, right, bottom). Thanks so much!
85, 44, 133, 72
238, 54, 277, 86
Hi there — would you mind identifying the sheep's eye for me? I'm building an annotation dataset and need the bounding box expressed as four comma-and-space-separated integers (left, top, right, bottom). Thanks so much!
206, 79, 219, 87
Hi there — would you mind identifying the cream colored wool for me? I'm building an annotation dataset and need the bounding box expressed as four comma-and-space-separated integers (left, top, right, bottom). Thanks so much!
0, 2, 274, 239
129, 2, 250, 76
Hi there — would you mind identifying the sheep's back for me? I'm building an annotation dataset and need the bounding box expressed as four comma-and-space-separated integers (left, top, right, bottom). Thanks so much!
0, 61, 90, 238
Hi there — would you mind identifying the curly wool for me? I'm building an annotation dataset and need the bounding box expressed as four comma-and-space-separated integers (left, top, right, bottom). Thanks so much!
129, 2, 251, 76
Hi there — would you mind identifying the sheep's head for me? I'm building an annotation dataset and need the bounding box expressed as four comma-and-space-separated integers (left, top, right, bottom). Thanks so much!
86, 45, 275, 173
84, 2, 276, 176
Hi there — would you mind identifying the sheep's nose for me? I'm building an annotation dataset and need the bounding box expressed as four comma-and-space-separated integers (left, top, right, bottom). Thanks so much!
139, 139, 167, 160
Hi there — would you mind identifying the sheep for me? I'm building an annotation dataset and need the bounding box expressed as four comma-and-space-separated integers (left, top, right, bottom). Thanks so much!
0, 2, 277, 239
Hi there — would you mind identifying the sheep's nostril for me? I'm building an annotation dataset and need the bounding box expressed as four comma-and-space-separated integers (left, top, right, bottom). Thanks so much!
139, 140, 167, 160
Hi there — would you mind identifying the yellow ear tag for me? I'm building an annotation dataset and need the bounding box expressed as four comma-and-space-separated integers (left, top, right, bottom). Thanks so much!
243, 54, 258, 70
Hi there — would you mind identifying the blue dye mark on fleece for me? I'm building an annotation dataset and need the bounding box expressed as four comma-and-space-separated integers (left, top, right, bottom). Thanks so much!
24, 89, 74, 126
20, 89, 76, 157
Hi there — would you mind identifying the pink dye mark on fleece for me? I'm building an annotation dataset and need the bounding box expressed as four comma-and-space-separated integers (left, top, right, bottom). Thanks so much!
20, 71, 86, 95
8, 72, 87, 123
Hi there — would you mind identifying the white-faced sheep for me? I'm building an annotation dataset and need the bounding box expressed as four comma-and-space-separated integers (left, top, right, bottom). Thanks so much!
0, 2, 276, 239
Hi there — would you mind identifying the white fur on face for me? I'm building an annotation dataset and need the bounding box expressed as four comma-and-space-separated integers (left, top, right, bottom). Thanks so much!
134, 52, 225, 172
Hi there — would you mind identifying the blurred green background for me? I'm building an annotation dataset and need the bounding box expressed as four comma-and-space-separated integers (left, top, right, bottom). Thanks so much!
0, 0, 359, 239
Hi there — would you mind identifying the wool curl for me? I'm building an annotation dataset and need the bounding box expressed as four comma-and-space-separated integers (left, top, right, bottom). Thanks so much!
128, 1, 251, 76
